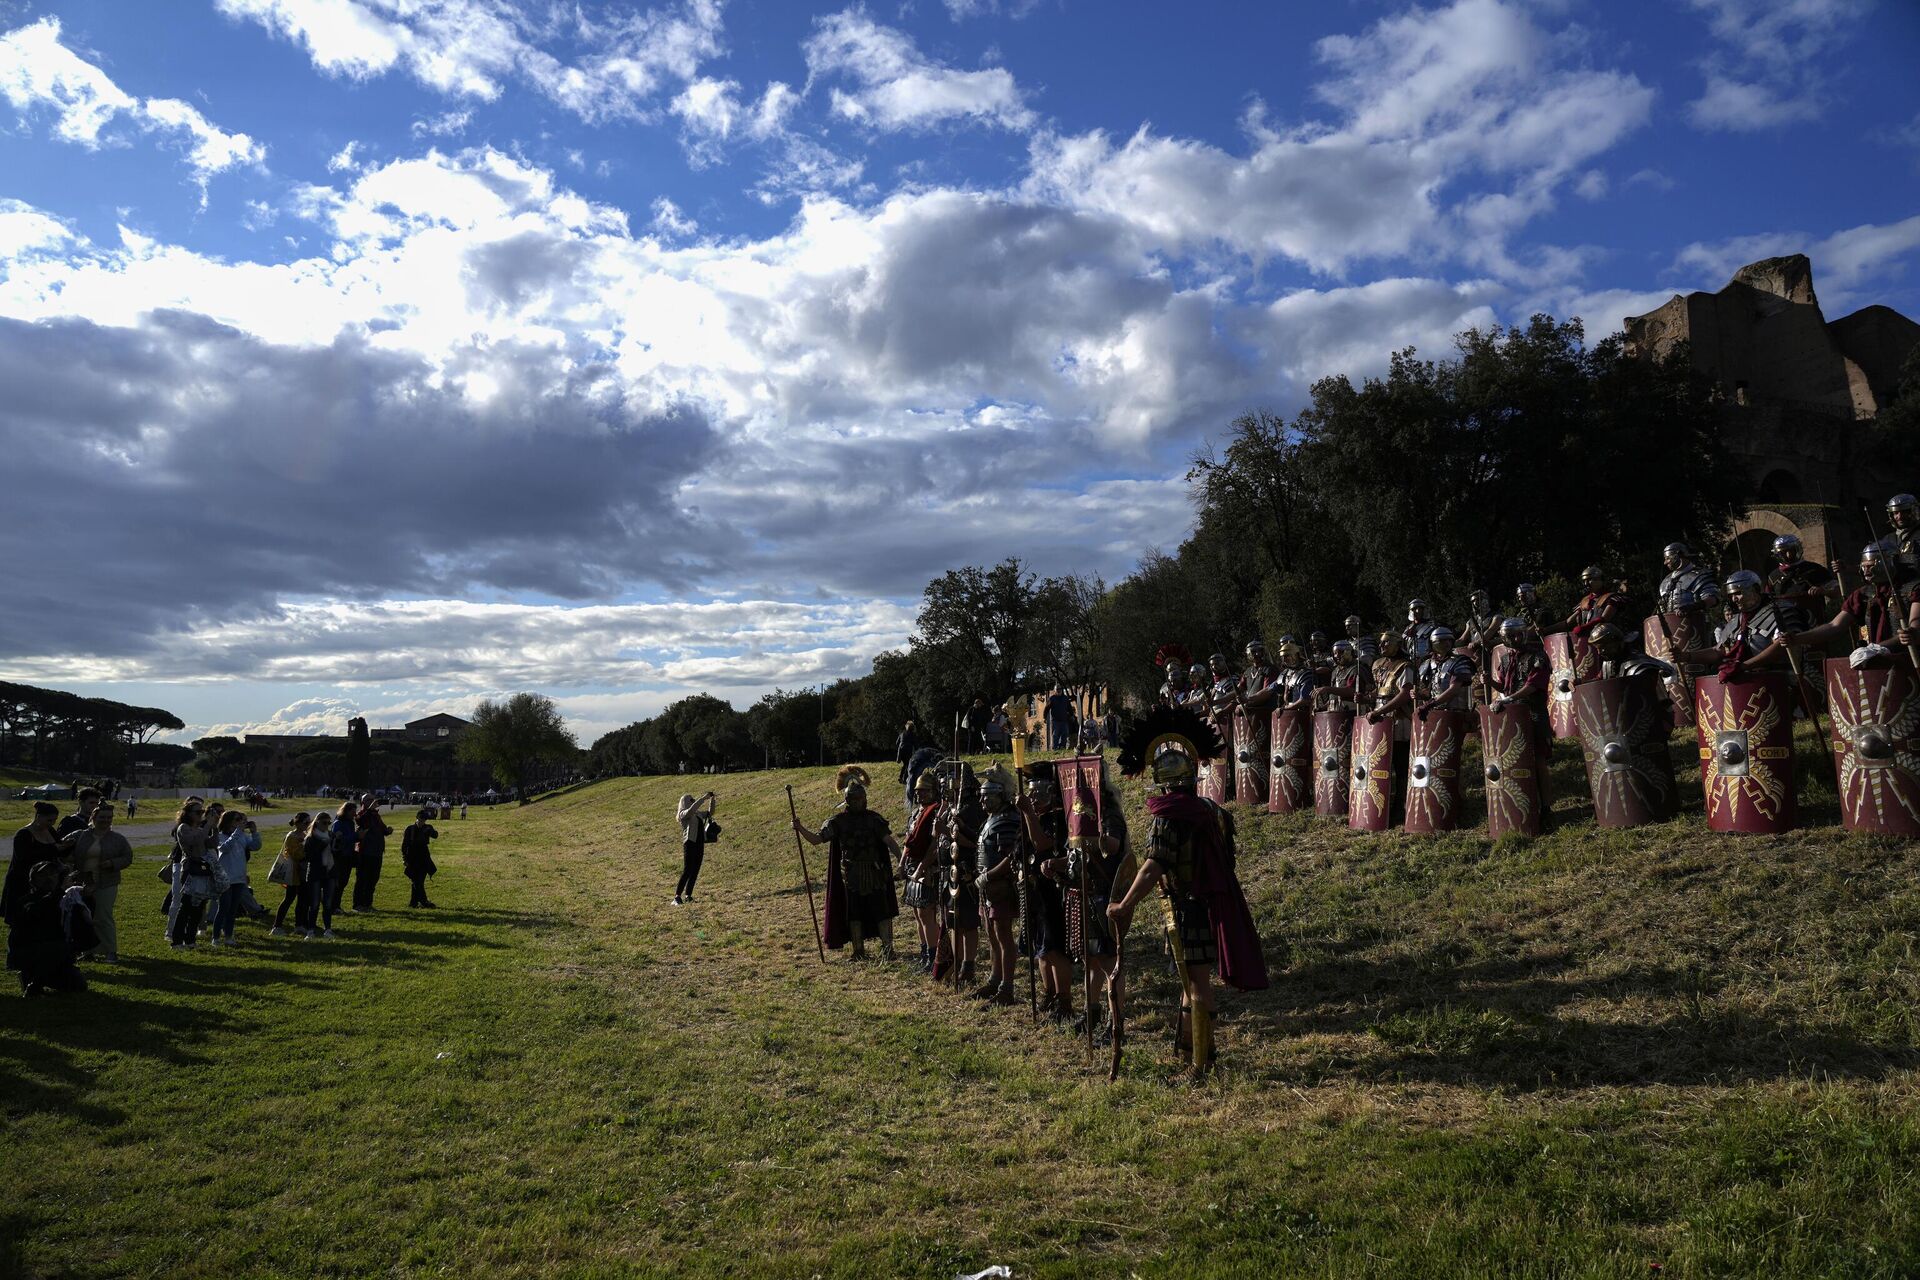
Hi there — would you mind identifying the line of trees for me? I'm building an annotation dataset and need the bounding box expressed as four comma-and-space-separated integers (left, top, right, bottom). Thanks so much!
588, 315, 1759, 772
0, 681, 186, 777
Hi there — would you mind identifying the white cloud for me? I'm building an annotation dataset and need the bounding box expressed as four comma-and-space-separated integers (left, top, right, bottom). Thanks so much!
326, 140, 360, 172
410, 107, 473, 138
0, 17, 265, 187
1674, 214, 1920, 311
804, 10, 1033, 132
650, 196, 698, 238
671, 76, 797, 163
1573, 169, 1608, 200
0, 198, 78, 256
1684, 0, 1869, 132
218, 0, 725, 122
1025, 0, 1650, 279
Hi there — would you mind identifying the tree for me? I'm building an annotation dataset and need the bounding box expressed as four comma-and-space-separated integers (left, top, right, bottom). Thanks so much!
458, 694, 578, 801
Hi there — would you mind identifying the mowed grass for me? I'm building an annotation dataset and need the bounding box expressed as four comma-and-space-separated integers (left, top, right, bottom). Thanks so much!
4, 727, 1920, 1278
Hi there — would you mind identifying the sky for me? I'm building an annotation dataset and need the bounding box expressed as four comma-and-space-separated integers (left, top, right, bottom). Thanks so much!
2, 0, 1918, 748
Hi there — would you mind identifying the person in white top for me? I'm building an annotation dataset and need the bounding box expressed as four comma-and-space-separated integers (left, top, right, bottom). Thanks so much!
209, 811, 260, 947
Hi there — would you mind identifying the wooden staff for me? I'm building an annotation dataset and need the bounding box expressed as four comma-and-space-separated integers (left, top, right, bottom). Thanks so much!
784, 784, 826, 964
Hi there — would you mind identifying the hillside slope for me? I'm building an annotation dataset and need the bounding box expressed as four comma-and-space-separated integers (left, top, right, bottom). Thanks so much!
5, 740, 1918, 1278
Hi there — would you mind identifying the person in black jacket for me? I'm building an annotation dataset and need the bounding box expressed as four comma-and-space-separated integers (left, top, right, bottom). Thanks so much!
12, 860, 86, 996
401, 808, 439, 909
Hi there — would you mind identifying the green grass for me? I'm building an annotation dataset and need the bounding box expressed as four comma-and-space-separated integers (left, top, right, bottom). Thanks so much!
4, 732, 1919, 1278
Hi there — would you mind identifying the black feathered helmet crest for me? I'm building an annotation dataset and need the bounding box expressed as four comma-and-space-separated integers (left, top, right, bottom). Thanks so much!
1117, 704, 1225, 792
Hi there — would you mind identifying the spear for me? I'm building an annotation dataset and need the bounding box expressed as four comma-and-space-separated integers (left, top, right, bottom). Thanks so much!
1862, 507, 1920, 671
783, 784, 826, 964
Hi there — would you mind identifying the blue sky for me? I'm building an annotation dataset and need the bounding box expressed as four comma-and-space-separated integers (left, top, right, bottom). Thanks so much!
1, 0, 1917, 745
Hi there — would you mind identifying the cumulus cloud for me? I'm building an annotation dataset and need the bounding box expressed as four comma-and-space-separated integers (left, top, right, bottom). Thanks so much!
216, 0, 725, 122
804, 10, 1033, 132
0, 17, 265, 189
1684, 0, 1868, 132
671, 75, 797, 163
1025, 0, 1650, 279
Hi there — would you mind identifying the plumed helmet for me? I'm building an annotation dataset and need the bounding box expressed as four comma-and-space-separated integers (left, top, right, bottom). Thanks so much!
1116, 704, 1224, 792
1772, 533, 1802, 556
835, 765, 871, 794
1723, 569, 1764, 593
1663, 542, 1689, 559
1887, 493, 1918, 514
979, 763, 1017, 802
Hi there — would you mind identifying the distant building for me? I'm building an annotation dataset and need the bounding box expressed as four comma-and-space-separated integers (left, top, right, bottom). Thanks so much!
1625, 253, 1919, 576
246, 713, 495, 794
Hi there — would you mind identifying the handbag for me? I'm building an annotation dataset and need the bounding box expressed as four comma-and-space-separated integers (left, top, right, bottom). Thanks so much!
702, 818, 722, 843
267, 853, 293, 886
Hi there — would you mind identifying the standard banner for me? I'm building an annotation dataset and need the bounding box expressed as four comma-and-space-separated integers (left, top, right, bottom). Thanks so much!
1479, 702, 1544, 838
1694, 672, 1797, 835
1545, 631, 1598, 739
1348, 713, 1396, 832
1235, 706, 1271, 808
1825, 656, 1920, 837
1312, 710, 1352, 818
1405, 708, 1467, 833
1573, 674, 1677, 828
1642, 607, 1707, 729
1054, 754, 1105, 960
1198, 716, 1232, 806
1266, 707, 1311, 814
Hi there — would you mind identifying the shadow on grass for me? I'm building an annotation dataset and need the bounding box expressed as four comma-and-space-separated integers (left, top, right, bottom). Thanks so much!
1223, 939, 1917, 1090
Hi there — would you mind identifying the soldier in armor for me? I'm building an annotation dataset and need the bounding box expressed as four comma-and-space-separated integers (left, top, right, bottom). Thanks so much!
1657, 543, 1720, 614
1784, 543, 1920, 660
1181, 662, 1211, 712
1307, 630, 1334, 676
1489, 615, 1553, 780
1263, 636, 1319, 713
1415, 627, 1475, 713
1318, 639, 1373, 710
1768, 534, 1839, 617
939, 765, 984, 988
1052, 776, 1130, 1043
1675, 570, 1804, 675
1458, 589, 1498, 661
1158, 662, 1190, 709
1883, 493, 1920, 587
1567, 565, 1633, 636
1589, 621, 1677, 682
1111, 706, 1266, 1076
1368, 631, 1418, 817
1344, 614, 1379, 662
1241, 640, 1278, 703
792, 774, 901, 962
973, 766, 1025, 1005
1021, 768, 1074, 1024
1404, 599, 1439, 660
899, 771, 943, 972
1513, 582, 1547, 637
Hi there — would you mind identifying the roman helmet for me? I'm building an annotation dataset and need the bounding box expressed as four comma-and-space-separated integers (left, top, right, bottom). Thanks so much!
1344, 614, 1366, 635
1407, 598, 1428, 622
1589, 621, 1627, 658
1498, 615, 1526, 641
1887, 494, 1918, 528
1429, 626, 1456, 654
1332, 639, 1356, 663
1117, 704, 1224, 794
1722, 569, 1765, 609
1773, 533, 1803, 563
979, 763, 1017, 810
1663, 542, 1690, 571
835, 764, 872, 811
1581, 565, 1605, 591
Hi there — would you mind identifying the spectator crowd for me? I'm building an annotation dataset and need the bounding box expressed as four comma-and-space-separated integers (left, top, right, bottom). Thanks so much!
3, 786, 450, 997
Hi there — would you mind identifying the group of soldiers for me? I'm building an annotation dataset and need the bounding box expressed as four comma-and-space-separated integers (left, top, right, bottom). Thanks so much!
1151, 493, 1920, 838
788, 494, 1920, 1079
796, 710, 1266, 1079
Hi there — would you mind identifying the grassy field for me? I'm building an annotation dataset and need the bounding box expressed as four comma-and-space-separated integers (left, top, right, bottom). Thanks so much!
4, 726, 1919, 1278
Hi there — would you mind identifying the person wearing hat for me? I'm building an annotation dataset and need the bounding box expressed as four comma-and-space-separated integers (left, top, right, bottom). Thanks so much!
1589, 622, 1676, 682
1783, 543, 1919, 661
1343, 614, 1379, 663
793, 769, 900, 962
1566, 565, 1633, 639
1656, 543, 1720, 614
1403, 599, 1438, 660
1675, 570, 1805, 677
972, 764, 1024, 1003
1767, 534, 1839, 617
1414, 627, 1475, 713
1317, 639, 1374, 711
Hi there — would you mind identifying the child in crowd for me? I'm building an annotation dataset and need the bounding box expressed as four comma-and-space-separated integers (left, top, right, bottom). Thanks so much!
14, 861, 86, 996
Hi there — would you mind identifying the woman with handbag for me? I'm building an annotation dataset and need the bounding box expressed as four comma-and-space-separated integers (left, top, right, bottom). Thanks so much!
166, 800, 219, 948
673, 792, 717, 905
269, 814, 309, 936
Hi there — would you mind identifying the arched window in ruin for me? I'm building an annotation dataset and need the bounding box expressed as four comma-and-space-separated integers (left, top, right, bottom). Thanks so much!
1757, 469, 1804, 503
